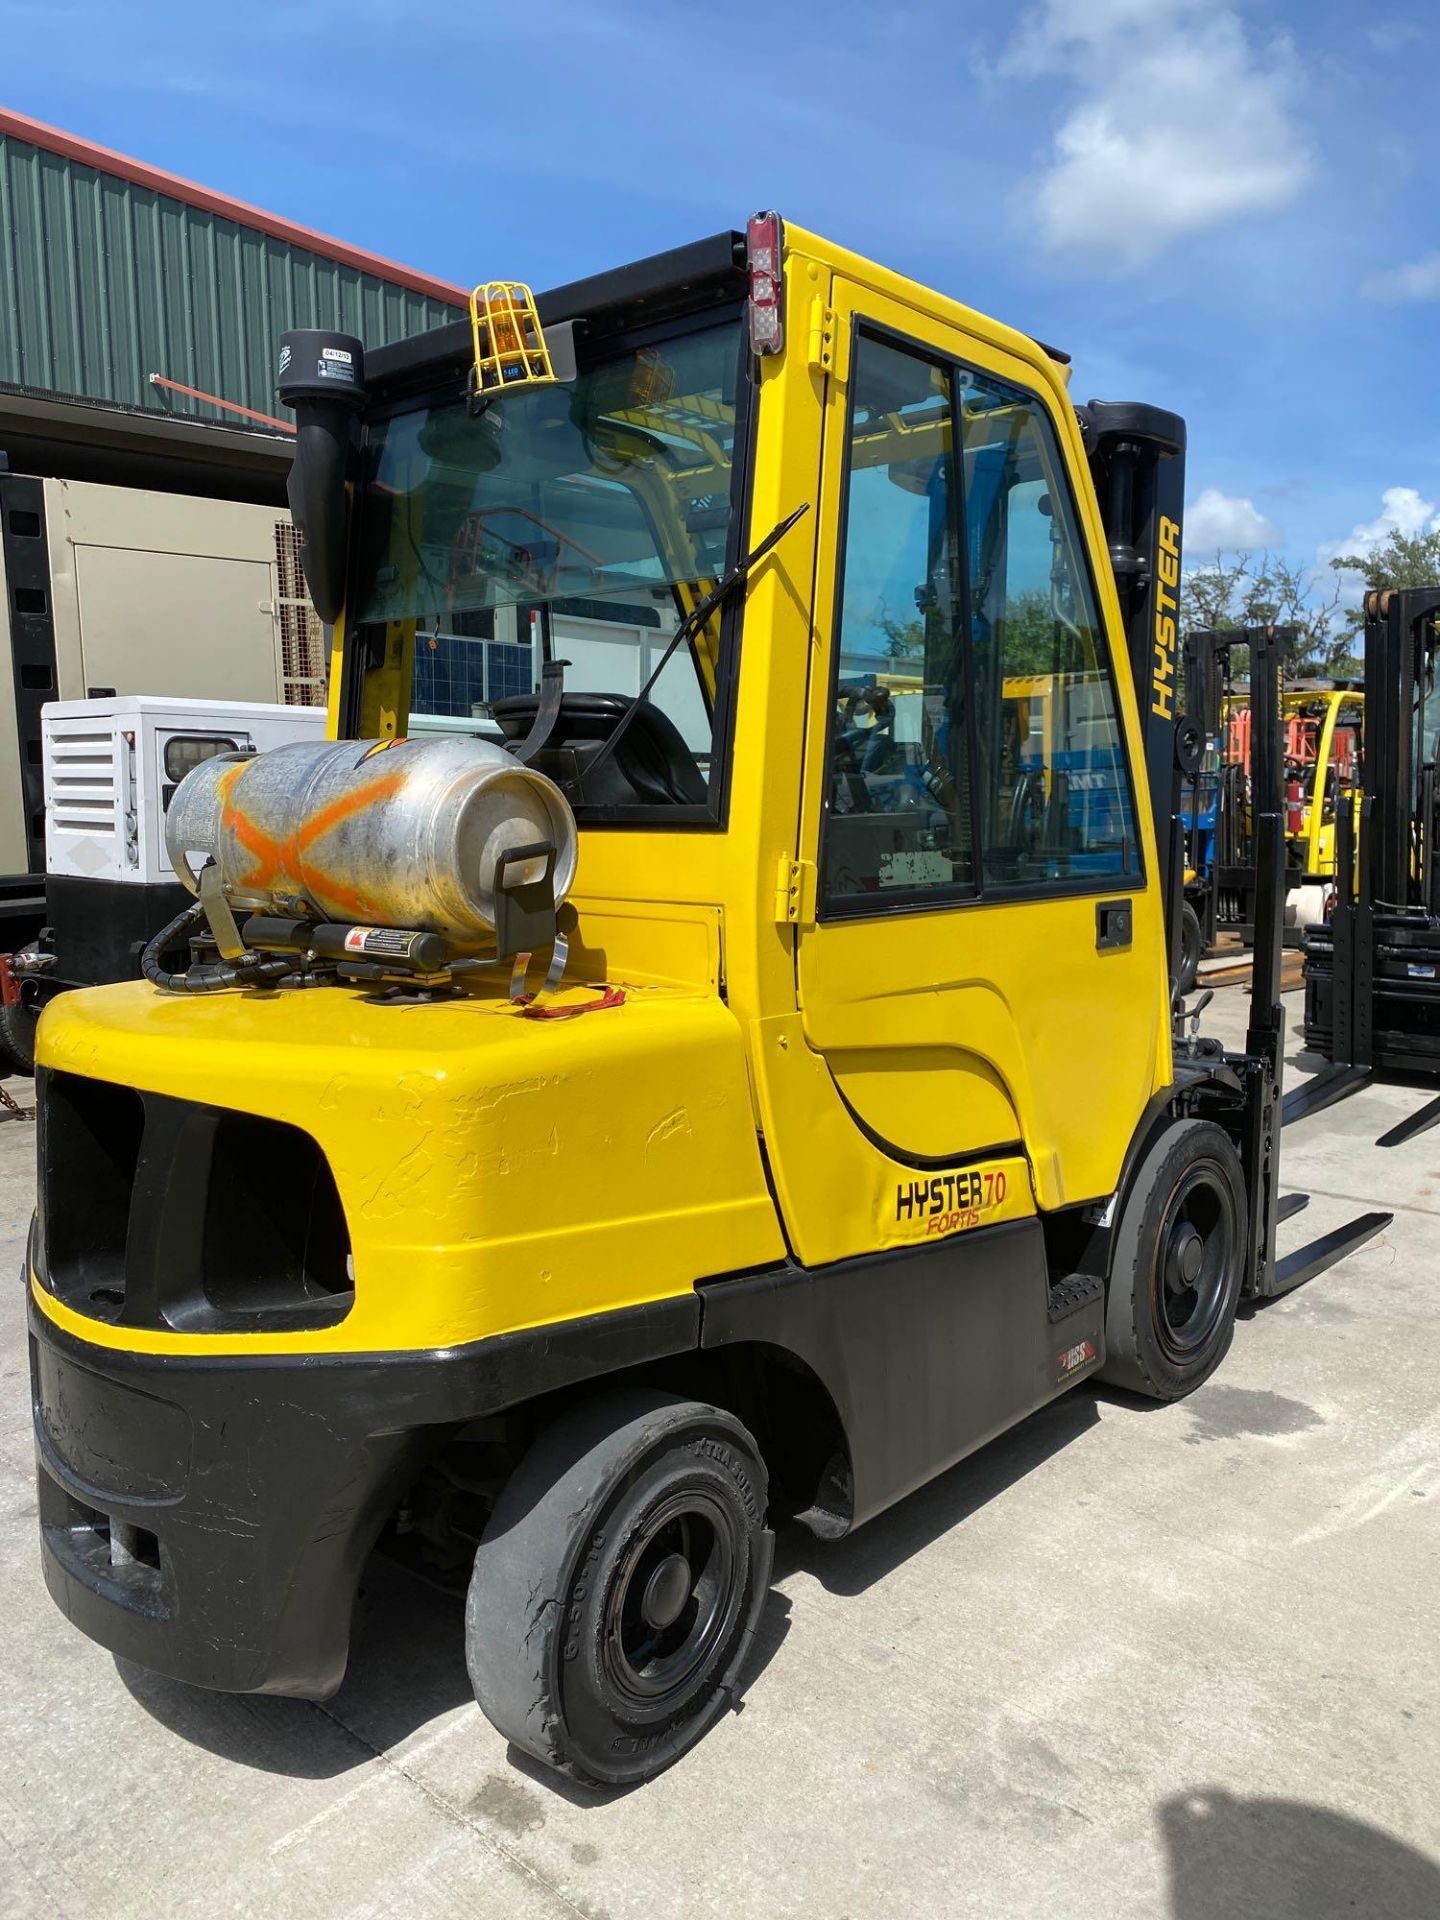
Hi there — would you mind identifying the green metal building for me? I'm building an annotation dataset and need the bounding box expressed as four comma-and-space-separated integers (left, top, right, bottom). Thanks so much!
0, 108, 463, 431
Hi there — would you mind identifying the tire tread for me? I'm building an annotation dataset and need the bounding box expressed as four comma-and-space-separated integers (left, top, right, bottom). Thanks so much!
466, 1388, 769, 1786
1099, 1118, 1246, 1402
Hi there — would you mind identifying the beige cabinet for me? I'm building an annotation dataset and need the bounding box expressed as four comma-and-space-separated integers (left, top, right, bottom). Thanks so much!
0, 475, 324, 878
44, 479, 310, 706
70, 546, 279, 703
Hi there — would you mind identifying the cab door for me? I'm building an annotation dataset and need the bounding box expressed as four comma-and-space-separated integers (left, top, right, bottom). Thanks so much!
793, 280, 1167, 1211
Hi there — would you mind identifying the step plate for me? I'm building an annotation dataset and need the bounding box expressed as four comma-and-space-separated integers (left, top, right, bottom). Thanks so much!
1048, 1271, 1103, 1323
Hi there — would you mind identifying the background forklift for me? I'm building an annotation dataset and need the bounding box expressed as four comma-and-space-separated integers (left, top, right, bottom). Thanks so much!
1179, 626, 1254, 988
28, 219, 1386, 1788
1179, 637, 1362, 991
1301, 586, 1440, 1143
1282, 680, 1364, 926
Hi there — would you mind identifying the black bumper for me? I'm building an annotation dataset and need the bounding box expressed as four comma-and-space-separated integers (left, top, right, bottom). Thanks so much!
30, 1289, 699, 1697
41, 874, 193, 991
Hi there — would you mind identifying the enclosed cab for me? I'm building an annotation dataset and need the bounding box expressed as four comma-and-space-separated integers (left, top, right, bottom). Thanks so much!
27, 219, 1379, 1786
1282, 683, 1363, 914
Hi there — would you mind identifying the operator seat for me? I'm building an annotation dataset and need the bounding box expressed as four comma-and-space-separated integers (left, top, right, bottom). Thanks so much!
493, 691, 708, 806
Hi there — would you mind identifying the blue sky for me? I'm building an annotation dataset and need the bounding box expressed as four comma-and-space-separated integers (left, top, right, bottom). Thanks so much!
5, 0, 1439, 603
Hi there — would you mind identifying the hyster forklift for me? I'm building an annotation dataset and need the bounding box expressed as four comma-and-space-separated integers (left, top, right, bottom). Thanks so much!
1179, 636, 1362, 986
1178, 627, 1255, 988
28, 219, 1388, 1787
1301, 587, 1440, 1142
1281, 681, 1364, 931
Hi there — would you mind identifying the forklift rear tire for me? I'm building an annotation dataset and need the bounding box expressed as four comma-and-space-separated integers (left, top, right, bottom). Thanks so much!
1177, 902, 1202, 997
465, 1389, 773, 1787
1099, 1119, 1246, 1401
0, 998, 37, 1076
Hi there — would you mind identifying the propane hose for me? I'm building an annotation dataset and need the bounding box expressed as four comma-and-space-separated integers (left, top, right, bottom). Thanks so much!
141, 900, 294, 994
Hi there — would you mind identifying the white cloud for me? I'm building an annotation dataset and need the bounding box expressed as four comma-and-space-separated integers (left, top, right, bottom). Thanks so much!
1367, 21, 1427, 55
1185, 487, 1279, 551
1361, 254, 1440, 302
1003, 2, 1311, 265
1320, 487, 1440, 564
1001, 0, 1163, 74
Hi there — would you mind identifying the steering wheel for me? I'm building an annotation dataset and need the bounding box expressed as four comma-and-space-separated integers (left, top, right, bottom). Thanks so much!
492, 692, 707, 806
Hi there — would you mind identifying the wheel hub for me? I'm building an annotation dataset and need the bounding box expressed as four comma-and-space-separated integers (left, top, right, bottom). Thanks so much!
640, 1552, 693, 1631
1168, 1221, 1204, 1291
602, 1489, 739, 1708
1152, 1161, 1237, 1364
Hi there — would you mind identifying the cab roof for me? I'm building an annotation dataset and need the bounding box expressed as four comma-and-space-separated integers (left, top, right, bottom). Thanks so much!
363, 224, 1070, 402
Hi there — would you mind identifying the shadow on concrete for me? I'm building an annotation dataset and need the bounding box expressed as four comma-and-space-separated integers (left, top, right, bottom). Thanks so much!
779, 1387, 1101, 1598
1285, 1045, 1327, 1077
1159, 1787, 1440, 1920
505, 1587, 794, 1807
114, 1386, 1106, 1784
117, 1553, 472, 1779
118, 1550, 795, 1792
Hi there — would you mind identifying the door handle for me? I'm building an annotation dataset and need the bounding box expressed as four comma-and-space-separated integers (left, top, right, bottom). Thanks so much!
1096, 899, 1133, 951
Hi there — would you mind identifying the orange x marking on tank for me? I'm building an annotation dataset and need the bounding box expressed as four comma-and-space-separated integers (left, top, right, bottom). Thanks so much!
221, 766, 409, 921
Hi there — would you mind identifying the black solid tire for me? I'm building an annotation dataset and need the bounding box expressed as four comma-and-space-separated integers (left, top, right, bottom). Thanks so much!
1099, 1119, 1246, 1401
465, 1390, 773, 1787
1177, 901, 1203, 997
0, 998, 37, 1076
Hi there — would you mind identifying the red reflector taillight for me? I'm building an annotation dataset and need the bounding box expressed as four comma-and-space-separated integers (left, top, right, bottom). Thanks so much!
747, 210, 784, 356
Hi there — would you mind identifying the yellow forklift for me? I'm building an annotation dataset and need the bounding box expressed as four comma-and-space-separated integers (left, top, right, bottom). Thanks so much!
1283, 683, 1364, 921
1301, 588, 1440, 1141
28, 220, 1386, 1786
1180, 646, 1363, 975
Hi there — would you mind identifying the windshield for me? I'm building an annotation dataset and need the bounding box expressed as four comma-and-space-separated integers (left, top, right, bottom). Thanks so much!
350, 319, 746, 799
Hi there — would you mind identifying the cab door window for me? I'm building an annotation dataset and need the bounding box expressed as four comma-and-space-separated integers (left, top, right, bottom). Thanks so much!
822, 335, 973, 906
961, 375, 1139, 889
820, 333, 1140, 912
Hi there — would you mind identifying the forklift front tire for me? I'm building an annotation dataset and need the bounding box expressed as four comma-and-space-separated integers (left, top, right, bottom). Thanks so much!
1099, 1119, 1246, 1401
465, 1389, 773, 1788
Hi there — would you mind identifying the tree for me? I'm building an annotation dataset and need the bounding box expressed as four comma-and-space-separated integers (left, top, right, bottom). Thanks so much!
1244, 552, 1349, 677
877, 593, 1079, 677
877, 608, 924, 664
1181, 553, 1250, 637
1328, 525, 1440, 640
1180, 549, 1354, 679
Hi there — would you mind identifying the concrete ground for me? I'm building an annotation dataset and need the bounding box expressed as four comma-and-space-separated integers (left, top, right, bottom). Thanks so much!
1, 986, 1438, 1919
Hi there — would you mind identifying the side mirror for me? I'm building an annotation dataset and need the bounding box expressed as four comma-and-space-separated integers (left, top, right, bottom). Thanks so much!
276, 330, 366, 624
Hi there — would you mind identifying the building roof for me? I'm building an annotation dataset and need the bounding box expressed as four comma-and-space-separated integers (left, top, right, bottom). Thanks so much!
0, 108, 466, 435
0, 108, 465, 305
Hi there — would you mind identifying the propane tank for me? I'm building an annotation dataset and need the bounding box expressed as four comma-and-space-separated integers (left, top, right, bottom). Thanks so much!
165, 735, 577, 939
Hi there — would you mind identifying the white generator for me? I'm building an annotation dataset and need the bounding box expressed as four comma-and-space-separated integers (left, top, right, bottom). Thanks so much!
44, 695, 328, 889
0, 697, 327, 1073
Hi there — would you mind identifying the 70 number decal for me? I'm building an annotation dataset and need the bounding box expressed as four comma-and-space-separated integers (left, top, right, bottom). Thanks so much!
894, 1165, 1010, 1238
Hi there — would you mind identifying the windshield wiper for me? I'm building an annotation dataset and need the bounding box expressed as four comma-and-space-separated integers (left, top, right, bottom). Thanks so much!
572, 500, 811, 799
